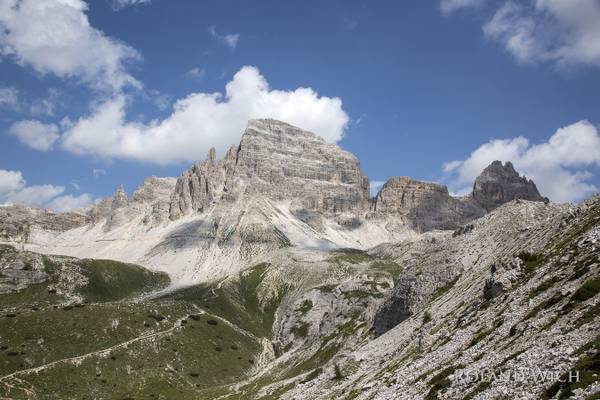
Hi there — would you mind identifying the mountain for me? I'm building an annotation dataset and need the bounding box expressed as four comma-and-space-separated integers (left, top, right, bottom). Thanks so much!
0, 119, 598, 400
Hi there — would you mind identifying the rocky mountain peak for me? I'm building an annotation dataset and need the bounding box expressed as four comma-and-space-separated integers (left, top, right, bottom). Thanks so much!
371, 176, 485, 231
472, 160, 545, 211
231, 118, 370, 212
113, 185, 128, 207
168, 119, 370, 220
371, 161, 547, 231
132, 177, 177, 204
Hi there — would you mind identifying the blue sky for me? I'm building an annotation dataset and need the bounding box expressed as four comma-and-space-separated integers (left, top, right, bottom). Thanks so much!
1, 0, 599, 210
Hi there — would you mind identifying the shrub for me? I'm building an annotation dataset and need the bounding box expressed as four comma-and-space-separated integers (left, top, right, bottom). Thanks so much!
423, 311, 432, 324
571, 278, 600, 303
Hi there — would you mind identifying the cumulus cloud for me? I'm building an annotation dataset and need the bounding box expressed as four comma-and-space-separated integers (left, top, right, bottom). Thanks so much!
440, 0, 486, 15
112, 0, 151, 10
92, 169, 107, 178
186, 67, 207, 80
0, 0, 141, 92
0, 169, 64, 207
208, 25, 240, 49
0, 85, 19, 109
29, 88, 62, 116
8, 120, 60, 151
60, 66, 349, 164
0, 169, 92, 211
445, 0, 600, 68
46, 193, 94, 212
443, 120, 600, 202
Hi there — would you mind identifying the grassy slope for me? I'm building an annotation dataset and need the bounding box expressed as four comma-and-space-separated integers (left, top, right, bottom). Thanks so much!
0, 245, 398, 399
0, 247, 262, 400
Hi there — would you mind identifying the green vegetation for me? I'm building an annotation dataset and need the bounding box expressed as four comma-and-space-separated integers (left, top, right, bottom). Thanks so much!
570, 277, 600, 303
575, 302, 600, 328
238, 263, 288, 337
544, 336, 600, 399
343, 289, 383, 299
463, 381, 491, 400
316, 284, 338, 293
160, 263, 288, 338
334, 363, 343, 380
329, 248, 373, 265
431, 276, 460, 301
369, 259, 403, 276
296, 299, 313, 315
423, 311, 432, 324
517, 251, 545, 278
469, 319, 503, 348
528, 276, 560, 299
0, 254, 268, 399
300, 367, 322, 383
0, 244, 16, 258
78, 259, 169, 302
0, 300, 261, 399
524, 292, 563, 320
291, 322, 310, 338
425, 364, 464, 400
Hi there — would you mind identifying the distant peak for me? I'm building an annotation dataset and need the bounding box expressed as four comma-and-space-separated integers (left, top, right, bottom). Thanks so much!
473, 160, 544, 211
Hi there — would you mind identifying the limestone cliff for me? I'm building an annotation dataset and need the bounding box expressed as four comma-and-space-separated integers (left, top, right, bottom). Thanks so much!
472, 160, 546, 211
371, 160, 546, 231
169, 119, 370, 220
371, 176, 485, 231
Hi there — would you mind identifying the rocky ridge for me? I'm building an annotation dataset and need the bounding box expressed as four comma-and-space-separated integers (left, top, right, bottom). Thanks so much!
473, 160, 546, 211
0, 119, 550, 285
0, 119, 598, 400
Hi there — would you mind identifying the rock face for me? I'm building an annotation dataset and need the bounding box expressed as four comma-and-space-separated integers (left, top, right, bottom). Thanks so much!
0, 206, 88, 242
132, 177, 177, 225
371, 177, 485, 231
371, 160, 546, 231
89, 178, 177, 228
231, 119, 370, 213
472, 160, 545, 211
169, 119, 370, 220
168, 146, 237, 220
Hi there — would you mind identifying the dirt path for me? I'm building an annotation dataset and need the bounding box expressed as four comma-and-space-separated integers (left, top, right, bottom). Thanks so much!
0, 321, 181, 384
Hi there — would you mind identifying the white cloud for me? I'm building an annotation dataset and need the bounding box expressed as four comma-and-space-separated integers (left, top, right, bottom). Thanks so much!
29, 88, 61, 116
61, 66, 349, 165
186, 67, 207, 80
8, 120, 60, 151
443, 120, 600, 202
440, 0, 486, 15
0, 169, 92, 211
0, 0, 141, 92
481, 0, 600, 68
112, 0, 151, 10
0, 170, 24, 197
223, 34, 240, 49
0, 85, 19, 109
46, 193, 93, 212
0, 169, 63, 207
93, 169, 107, 178
370, 180, 385, 197
208, 25, 240, 49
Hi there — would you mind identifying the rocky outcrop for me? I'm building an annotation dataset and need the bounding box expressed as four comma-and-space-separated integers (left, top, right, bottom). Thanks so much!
371, 177, 485, 231
472, 160, 545, 211
0, 206, 88, 242
169, 119, 370, 220
371, 161, 547, 232
132, 177, 177, 225
230, 119, 370, 213
88, 185, 130, 229
168, 146, 237, 220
